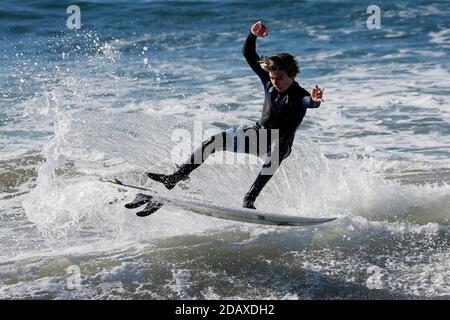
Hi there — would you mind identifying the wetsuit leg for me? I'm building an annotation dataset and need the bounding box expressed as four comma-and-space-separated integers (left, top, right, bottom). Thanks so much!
243, 139, 292, 209
146, 131, 226, 189
147, 126, 260, 189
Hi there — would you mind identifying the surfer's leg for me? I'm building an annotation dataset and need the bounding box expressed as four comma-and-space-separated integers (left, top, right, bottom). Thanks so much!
243, 141, 291, 209
147, 124, 262, 190
146, 131, 230, 190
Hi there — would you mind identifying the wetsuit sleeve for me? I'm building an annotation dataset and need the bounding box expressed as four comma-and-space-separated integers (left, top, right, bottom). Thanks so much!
242, 33, 270, 84
302, 95, 321, 109
283, 94, 313, 136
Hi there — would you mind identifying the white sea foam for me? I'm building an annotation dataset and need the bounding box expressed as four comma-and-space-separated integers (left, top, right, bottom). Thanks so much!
429, 28, 450, 48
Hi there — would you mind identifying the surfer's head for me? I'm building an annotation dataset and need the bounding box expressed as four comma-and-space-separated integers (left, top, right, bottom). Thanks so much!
259, 53, 299, 92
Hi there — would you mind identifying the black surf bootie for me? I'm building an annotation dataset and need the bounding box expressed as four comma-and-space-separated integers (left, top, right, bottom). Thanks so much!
146, 172, 180, 190
242, 172, 274, 210
146, 164, 194, 190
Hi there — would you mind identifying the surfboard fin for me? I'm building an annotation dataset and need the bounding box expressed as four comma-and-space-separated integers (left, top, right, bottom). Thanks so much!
136, 201, 163, 217
125, 193, 151, 209
125, 193, 163, 217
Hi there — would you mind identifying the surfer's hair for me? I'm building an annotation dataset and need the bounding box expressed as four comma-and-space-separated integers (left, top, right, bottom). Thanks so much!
259, 53, 300, 78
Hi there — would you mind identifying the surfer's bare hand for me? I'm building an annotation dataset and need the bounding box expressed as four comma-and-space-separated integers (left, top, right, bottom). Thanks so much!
251, 21, 269, 37
311, 85, 324, 102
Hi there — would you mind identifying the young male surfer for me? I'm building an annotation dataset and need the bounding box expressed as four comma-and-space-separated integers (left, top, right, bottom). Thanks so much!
127, 21, 324, 215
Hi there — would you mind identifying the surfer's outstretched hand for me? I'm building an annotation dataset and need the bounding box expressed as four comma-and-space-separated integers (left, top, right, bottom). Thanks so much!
251, 21, 269, 37
311, 85, 325, 102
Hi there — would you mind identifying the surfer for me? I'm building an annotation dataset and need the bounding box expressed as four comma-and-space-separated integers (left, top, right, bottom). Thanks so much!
142, 21, 324, 210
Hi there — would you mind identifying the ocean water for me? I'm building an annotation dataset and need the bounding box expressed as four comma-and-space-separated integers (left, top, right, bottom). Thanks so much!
0, 0, 449, 299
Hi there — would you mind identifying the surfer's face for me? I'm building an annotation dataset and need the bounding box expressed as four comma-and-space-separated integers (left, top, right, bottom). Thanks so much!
269, 71, 293, 93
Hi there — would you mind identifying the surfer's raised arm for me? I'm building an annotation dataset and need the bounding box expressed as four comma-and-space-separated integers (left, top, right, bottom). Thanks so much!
242, 20, 270, 84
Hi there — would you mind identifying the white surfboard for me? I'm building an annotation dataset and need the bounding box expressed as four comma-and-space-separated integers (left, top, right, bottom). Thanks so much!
106, 178, 336, 227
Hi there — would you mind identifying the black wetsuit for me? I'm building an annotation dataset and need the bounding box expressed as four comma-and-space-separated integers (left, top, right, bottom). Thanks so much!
242, 33, 321, 141
147, 32, 321, 209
